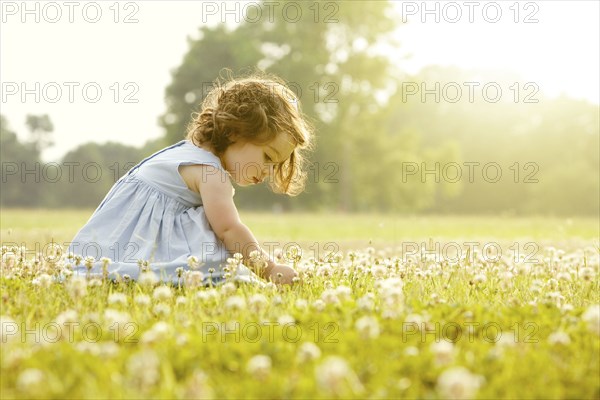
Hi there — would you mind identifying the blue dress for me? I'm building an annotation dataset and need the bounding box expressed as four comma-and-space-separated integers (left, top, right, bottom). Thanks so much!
67, 139, 263, 286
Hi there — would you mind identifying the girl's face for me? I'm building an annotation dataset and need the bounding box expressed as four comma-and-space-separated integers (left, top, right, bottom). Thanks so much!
222, 133, 295, 186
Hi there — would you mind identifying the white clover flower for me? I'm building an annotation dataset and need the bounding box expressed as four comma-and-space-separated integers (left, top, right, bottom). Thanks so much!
16, 368, 44, 392
87, 278, 103, 287
183, 270, 204, 288
355, 315, 380, 340
472, 273, 487, 284
127, 350, 160, 388
225, 295, 246, 311
246, 354, 272, 380
134, 294, 151, 307
221, 282, 237, 295
55, 309, 78, 326
138, 271, 159, 287
66, 276, 87, 299
277, 314, 295, 325
296, 342, 322, 363
315, 356, 364, 394
371, 264, 388, 278
581, 304, 600, 335
376, 277, 404, 305
153, 286, 173, 301
141, 321, 172, 344
356, 294, 375, 312
187, 255, 200, 269
312, 299, 326, 312
404, 346, 419, 356
295, 299, 308, 310
548, 331, 571, 346
196, 289, 219, 301
335, 285, 352, 301
321, 289, 339, 305
248, 293, 269, 313
556, 272, 572, 282
431, 341, 455, 366
175, 296, 187, 306
436, 367, 483, 400
31, 273, 52, 288
153, 303, 171, 318
108, 292, 128, 306
579, 267, 595, 281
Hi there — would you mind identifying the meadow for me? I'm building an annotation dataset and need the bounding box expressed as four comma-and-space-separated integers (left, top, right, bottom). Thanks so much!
1, 209, 599, 399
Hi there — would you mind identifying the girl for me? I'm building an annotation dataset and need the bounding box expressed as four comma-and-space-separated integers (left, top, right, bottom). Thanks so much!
67, 74, 313, 286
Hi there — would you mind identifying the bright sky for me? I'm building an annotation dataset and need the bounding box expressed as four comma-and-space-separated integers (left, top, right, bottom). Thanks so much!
1, 1, 598, 162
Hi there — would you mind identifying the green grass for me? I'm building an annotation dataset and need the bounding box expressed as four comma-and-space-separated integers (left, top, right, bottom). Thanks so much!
2, 208, 598, 246
1, 209, 599, 398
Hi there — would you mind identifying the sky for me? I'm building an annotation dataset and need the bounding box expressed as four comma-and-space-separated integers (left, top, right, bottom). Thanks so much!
1, 0, 599, 162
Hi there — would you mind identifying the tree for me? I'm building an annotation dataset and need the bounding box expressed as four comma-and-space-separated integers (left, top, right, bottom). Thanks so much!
25, 114, 54, 155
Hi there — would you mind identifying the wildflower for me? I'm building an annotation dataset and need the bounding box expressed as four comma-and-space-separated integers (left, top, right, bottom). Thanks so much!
548, 331, 571, 345
107, 292, 128, 307
221, 282, 237, 295
315, 356, 364, 395
246, 354, 272, 380
431, 341, 455, 366
187, 255, 200, 269
357, 294, 375, 311
295, 299, 308, 310
55, 309, 78, 327
335, 285, 352, 301
472, 273, 487, 284
404, 346, 419, 356
16, 368, 44, 392
376, 277, 404, 305
312, 299, 326, 312
436, 367, 483, 400
579, 267, 595, 281
141, 321, 171, 344
296, 342, 322, 362
153, 303, 171, 318
225, 295, 246, 311
127, 350, 160, 389
153, 285, 173, 301
321, 289, 339, 305
84, 256, 95, 271
277, 314, 295, 325
196, 289, 219, 302
138, 271, 158, 287
134, 294, 151, 307
556, 271, 571, 281
175, 296, 187, 306
581, 304, 600, 335
249, 294, 268, 313
66, 276, 87, 299
88, 278, 103, 287
183, 370, 214, 399
184, 270, 204, 288
355, 315, 380, 339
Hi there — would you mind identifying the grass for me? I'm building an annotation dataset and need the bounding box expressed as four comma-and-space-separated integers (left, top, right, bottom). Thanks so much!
1, 209, 599, 398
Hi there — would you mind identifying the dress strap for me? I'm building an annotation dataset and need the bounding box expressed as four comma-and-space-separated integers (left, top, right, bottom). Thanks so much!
125, 140, 187, 178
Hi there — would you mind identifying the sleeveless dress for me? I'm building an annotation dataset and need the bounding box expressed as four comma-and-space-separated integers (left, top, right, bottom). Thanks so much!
67, 139, 264, 286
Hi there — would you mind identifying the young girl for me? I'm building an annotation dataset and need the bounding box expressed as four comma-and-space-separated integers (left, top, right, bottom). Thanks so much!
67, 74, 313, 286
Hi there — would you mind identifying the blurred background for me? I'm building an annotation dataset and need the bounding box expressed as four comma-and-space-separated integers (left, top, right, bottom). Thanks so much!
2, 0, 599, 217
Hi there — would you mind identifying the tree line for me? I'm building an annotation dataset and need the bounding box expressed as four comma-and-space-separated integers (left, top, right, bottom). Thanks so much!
2, 1, 598, 216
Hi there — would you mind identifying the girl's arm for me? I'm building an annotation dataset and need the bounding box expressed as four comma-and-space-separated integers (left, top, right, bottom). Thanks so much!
196, 165, 296, 283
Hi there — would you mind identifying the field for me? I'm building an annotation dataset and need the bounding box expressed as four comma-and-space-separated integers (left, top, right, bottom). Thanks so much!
1, 209, 599, 399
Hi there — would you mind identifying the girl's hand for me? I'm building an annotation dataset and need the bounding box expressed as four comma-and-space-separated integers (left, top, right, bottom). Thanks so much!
264, 264, 299, 286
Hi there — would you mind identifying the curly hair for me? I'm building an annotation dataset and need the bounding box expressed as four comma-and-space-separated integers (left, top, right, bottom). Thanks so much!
186, 72, 314, 195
